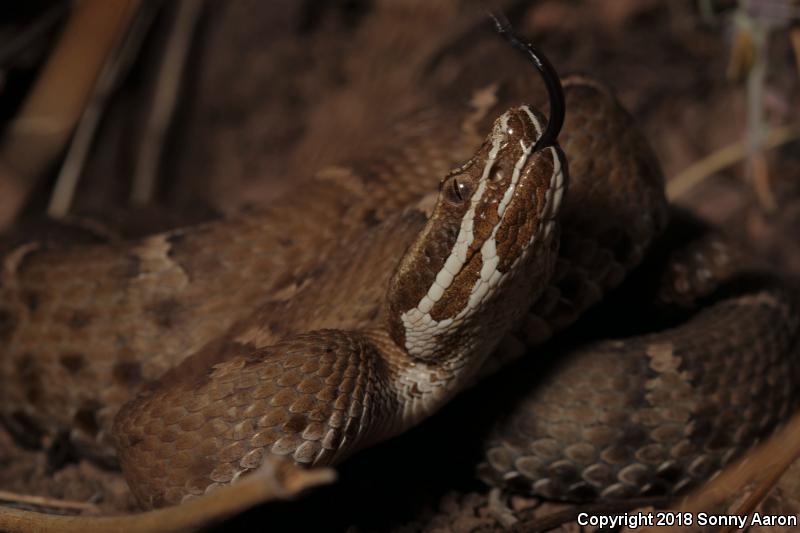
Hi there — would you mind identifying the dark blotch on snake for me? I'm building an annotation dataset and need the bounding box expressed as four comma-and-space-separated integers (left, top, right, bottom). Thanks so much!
60, 353, 86, 374
73, 402, 101, 436
66, 310, 93, 330
113, 361, 143, 386
15, 354, 41, 404
22, 290, 39, 313
5, 411, 45, 448
146, 298, 184, 329
362, 208, 381, 227
0, 308, 16, 342
277, 236, 294, 247
120, 254, 141, 279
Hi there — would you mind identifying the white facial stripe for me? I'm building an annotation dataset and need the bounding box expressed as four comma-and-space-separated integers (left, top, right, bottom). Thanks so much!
496, 138, 533, 219
470, 126, 536, 302
417, 111, 510, 314
401, 106, 565, 361
521, 106, 564, 241
417, 175, 488, 315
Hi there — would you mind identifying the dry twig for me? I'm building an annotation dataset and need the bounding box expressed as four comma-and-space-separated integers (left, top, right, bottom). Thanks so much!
638, 410, 800, 533
667, 123, 800, 201
130, 0, 205, 206
0, 459, 335, 533
0, 491, 99, 514
47, 2, 163, 218
0, 0, 139, 229
792, 26, 800, 76
742, 12, 777, 212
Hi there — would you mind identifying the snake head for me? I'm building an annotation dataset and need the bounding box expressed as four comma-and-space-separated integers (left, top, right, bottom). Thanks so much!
388, 105, 567, 363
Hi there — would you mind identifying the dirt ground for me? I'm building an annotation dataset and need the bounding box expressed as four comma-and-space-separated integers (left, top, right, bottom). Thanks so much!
1, 1, 799, 531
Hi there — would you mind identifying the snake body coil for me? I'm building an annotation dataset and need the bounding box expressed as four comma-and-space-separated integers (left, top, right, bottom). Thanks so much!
0, 74, 797, 509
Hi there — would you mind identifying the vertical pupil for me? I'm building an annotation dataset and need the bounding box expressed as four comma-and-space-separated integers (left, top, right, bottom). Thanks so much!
453, 179, 462, 201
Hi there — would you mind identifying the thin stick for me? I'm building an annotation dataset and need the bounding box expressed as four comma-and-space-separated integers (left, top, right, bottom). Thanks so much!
744, 19, 777, 212
718, 461, 785, 533
47, 2, 162, 218
750, 150, 776, 211
0, 0, 140, 229
666, 123, 800, 201
0, 491, 99, 513
512, 497, 671, 533
130, 0, 204, 206
0, 461, 335, 533
792, 26, 800, 77
675, 410, 800, 515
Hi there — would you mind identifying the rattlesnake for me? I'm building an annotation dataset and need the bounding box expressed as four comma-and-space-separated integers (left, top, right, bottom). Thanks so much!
0, 26, 798, 516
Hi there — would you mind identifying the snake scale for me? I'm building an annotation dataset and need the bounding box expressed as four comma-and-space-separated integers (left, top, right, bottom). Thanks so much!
0, 29, 799, 513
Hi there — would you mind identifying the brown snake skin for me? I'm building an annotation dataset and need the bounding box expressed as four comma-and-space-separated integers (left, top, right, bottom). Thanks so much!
1, 75, 798, 511
479, 222, 800, 502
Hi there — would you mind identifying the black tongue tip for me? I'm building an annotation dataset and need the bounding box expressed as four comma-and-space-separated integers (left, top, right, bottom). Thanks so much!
488, 11, 565, 152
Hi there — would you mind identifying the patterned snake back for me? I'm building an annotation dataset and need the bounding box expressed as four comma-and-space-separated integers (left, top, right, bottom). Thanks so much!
0, 71, 798, 511
479, 213, 800, 501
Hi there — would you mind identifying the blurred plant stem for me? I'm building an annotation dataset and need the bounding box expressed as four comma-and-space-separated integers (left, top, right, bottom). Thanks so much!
792, 25, 800, 76
674, 1, 798, 206
130, 0, 205, 207
0, 0, 139, 230
0, 459, 335, 533
668, 122, 800, 200
735, 2, 778, 211
48, 2, 163, 218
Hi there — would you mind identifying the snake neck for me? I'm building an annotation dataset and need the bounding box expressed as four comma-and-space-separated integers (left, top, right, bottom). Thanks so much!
363, 329, 491, 435
366, 221, 561, 438
370, 106, 566, 435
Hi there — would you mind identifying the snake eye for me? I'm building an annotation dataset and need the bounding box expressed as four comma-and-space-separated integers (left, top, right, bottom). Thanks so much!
443, 176, 472, 204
